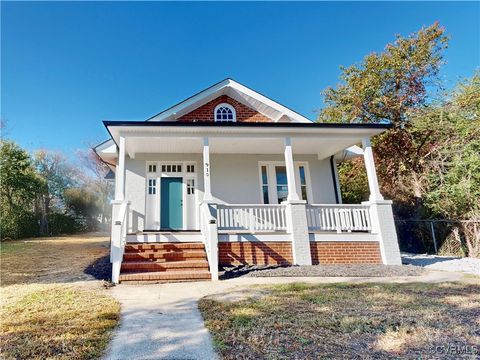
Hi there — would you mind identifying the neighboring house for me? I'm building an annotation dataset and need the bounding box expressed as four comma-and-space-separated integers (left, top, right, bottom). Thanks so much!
95, 79, 402, 283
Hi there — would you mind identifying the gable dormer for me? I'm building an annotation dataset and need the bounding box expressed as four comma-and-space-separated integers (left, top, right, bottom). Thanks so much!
177, 95, 271, 122
147, 78, 312, 123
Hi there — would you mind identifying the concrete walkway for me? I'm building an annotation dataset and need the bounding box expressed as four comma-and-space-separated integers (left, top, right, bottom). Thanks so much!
103, 270, 465, 360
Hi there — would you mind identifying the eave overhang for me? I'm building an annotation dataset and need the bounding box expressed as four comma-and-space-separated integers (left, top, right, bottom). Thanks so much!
99, 121, 391, 163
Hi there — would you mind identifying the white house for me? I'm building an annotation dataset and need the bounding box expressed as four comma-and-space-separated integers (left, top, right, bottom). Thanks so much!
95, 79, 402, 283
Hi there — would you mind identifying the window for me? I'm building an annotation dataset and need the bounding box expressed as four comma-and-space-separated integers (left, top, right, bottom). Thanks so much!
259, 162, 311, 204
187, 179, 195, 195
148, 164, 157, 173
299, 166, 307, 202
148, 179, 156, 195
187, 165, 195, 173
275, 166, 288, 203
214, 103, 236, 122
161, 164, 182, 173
261, 166, 269, 204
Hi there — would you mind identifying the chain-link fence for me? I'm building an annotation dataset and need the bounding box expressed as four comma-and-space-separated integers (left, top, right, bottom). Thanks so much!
395, 219, 480, 258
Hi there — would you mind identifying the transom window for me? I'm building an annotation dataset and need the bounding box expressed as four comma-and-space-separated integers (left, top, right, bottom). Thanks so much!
161, 164, 182, 173
214, 103, 236, 122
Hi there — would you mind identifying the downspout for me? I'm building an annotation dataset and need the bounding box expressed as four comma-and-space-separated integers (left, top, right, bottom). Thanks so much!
330, 156, 340, 204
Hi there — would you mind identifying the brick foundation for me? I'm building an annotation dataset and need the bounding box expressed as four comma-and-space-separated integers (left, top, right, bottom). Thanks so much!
310, 241, 382, 264
178, 95, 271, 122
219, 242, 292, 266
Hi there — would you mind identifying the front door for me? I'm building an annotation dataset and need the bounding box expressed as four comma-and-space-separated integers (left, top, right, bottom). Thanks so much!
161, 177, 183, 229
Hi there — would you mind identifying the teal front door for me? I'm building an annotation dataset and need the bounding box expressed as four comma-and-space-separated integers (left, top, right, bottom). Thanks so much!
161, 177, 183, 229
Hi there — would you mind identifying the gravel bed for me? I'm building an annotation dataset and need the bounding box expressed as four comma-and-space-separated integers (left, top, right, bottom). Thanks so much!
402, 253, 480, 276
220, 263, 425, 279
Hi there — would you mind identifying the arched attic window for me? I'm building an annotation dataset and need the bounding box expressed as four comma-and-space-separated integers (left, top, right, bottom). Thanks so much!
214, 103, 236, 122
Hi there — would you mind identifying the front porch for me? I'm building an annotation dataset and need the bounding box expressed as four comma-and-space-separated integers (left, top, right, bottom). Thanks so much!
105, 122, 402, 283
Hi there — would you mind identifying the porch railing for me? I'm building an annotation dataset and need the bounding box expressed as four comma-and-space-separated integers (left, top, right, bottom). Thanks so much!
217, 204, 287, 232
306, 204, 371, 233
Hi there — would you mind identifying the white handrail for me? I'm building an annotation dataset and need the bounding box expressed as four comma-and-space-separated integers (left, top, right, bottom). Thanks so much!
306, 204, 371, 233
200, 202, 219, 281
111, 201, 129, 284
217, 204, 287, 232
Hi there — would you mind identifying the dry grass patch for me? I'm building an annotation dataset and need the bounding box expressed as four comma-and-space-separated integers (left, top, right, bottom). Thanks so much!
0, 233, 110, 285
0, 283, 120, 360
199, 282, 480, 359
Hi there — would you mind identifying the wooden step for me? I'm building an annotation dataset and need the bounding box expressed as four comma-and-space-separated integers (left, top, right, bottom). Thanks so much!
123, 250, 207, 262
119, 270, 211, 283
125, 242, 205, 252
121, 259, 209, 272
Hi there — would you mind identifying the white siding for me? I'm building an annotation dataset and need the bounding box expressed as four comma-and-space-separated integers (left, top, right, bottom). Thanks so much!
124, 153, 336, 232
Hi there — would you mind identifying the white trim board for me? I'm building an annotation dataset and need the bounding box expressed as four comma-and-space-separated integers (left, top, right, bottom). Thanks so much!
219, 233, 291, 242
308, 233, 379, 242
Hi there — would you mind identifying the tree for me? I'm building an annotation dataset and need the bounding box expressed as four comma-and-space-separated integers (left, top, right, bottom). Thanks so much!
317, 22, 452, 218
76, 148, 114, 228
34, 150, 76, 235
417, 73, 480, 220
64, 187, 102, 230
318, 22, 449, 126
0, 141, 44, 239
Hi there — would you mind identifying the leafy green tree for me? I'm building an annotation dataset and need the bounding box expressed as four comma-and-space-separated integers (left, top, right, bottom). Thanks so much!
0, 141, 44, 239
34, 150, 76, 235
417, 74, 480, 220
337, 159, 368, 204
317, 23, 453, 217
318, 22, 448, 126
64, 187, 102, 230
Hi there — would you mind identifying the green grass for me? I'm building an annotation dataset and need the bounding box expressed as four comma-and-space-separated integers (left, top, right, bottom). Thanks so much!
199, 282, 480, 359
1, 284, 120, 360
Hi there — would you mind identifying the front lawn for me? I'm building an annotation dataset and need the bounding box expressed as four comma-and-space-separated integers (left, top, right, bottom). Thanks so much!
0, 233, 110, 286
199, 282, 480, 359
1, 284, 120, 360
0, 234, 120, 359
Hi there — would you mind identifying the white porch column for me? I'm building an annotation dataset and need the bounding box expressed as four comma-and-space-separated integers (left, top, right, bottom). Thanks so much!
203, 137, 213, 201
362, 138, 401, 265
284, 137, 300, 201
283, 137, 311, 265
362, 137, 384, 201
115, 135, 126, 201
364, 200, 402, 265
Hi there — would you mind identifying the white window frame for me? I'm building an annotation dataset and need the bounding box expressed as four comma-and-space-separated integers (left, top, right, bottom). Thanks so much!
257, 161, 313, 204
144, 161, 198, 230
214, 103, 236, 122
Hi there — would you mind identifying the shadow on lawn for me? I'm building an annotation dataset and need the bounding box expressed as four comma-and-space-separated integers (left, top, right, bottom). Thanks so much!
84, 255, 112, 281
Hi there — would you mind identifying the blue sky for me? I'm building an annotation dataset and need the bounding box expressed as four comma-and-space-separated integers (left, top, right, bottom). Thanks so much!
2, 1, 479, 156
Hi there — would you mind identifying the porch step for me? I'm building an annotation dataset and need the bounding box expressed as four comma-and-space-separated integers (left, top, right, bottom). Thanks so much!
119, 270, 211, 283
126, 232, 203, 243
121, 259, 209, 272
123, 250, 207, 261
119, 242, 211, 283
125, 242, 205, 252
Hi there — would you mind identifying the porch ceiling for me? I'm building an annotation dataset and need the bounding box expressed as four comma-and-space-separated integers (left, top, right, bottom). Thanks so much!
102, 121, 390, 161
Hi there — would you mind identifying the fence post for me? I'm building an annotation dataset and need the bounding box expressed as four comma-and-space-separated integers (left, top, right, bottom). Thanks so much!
430, 221, 438, 254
